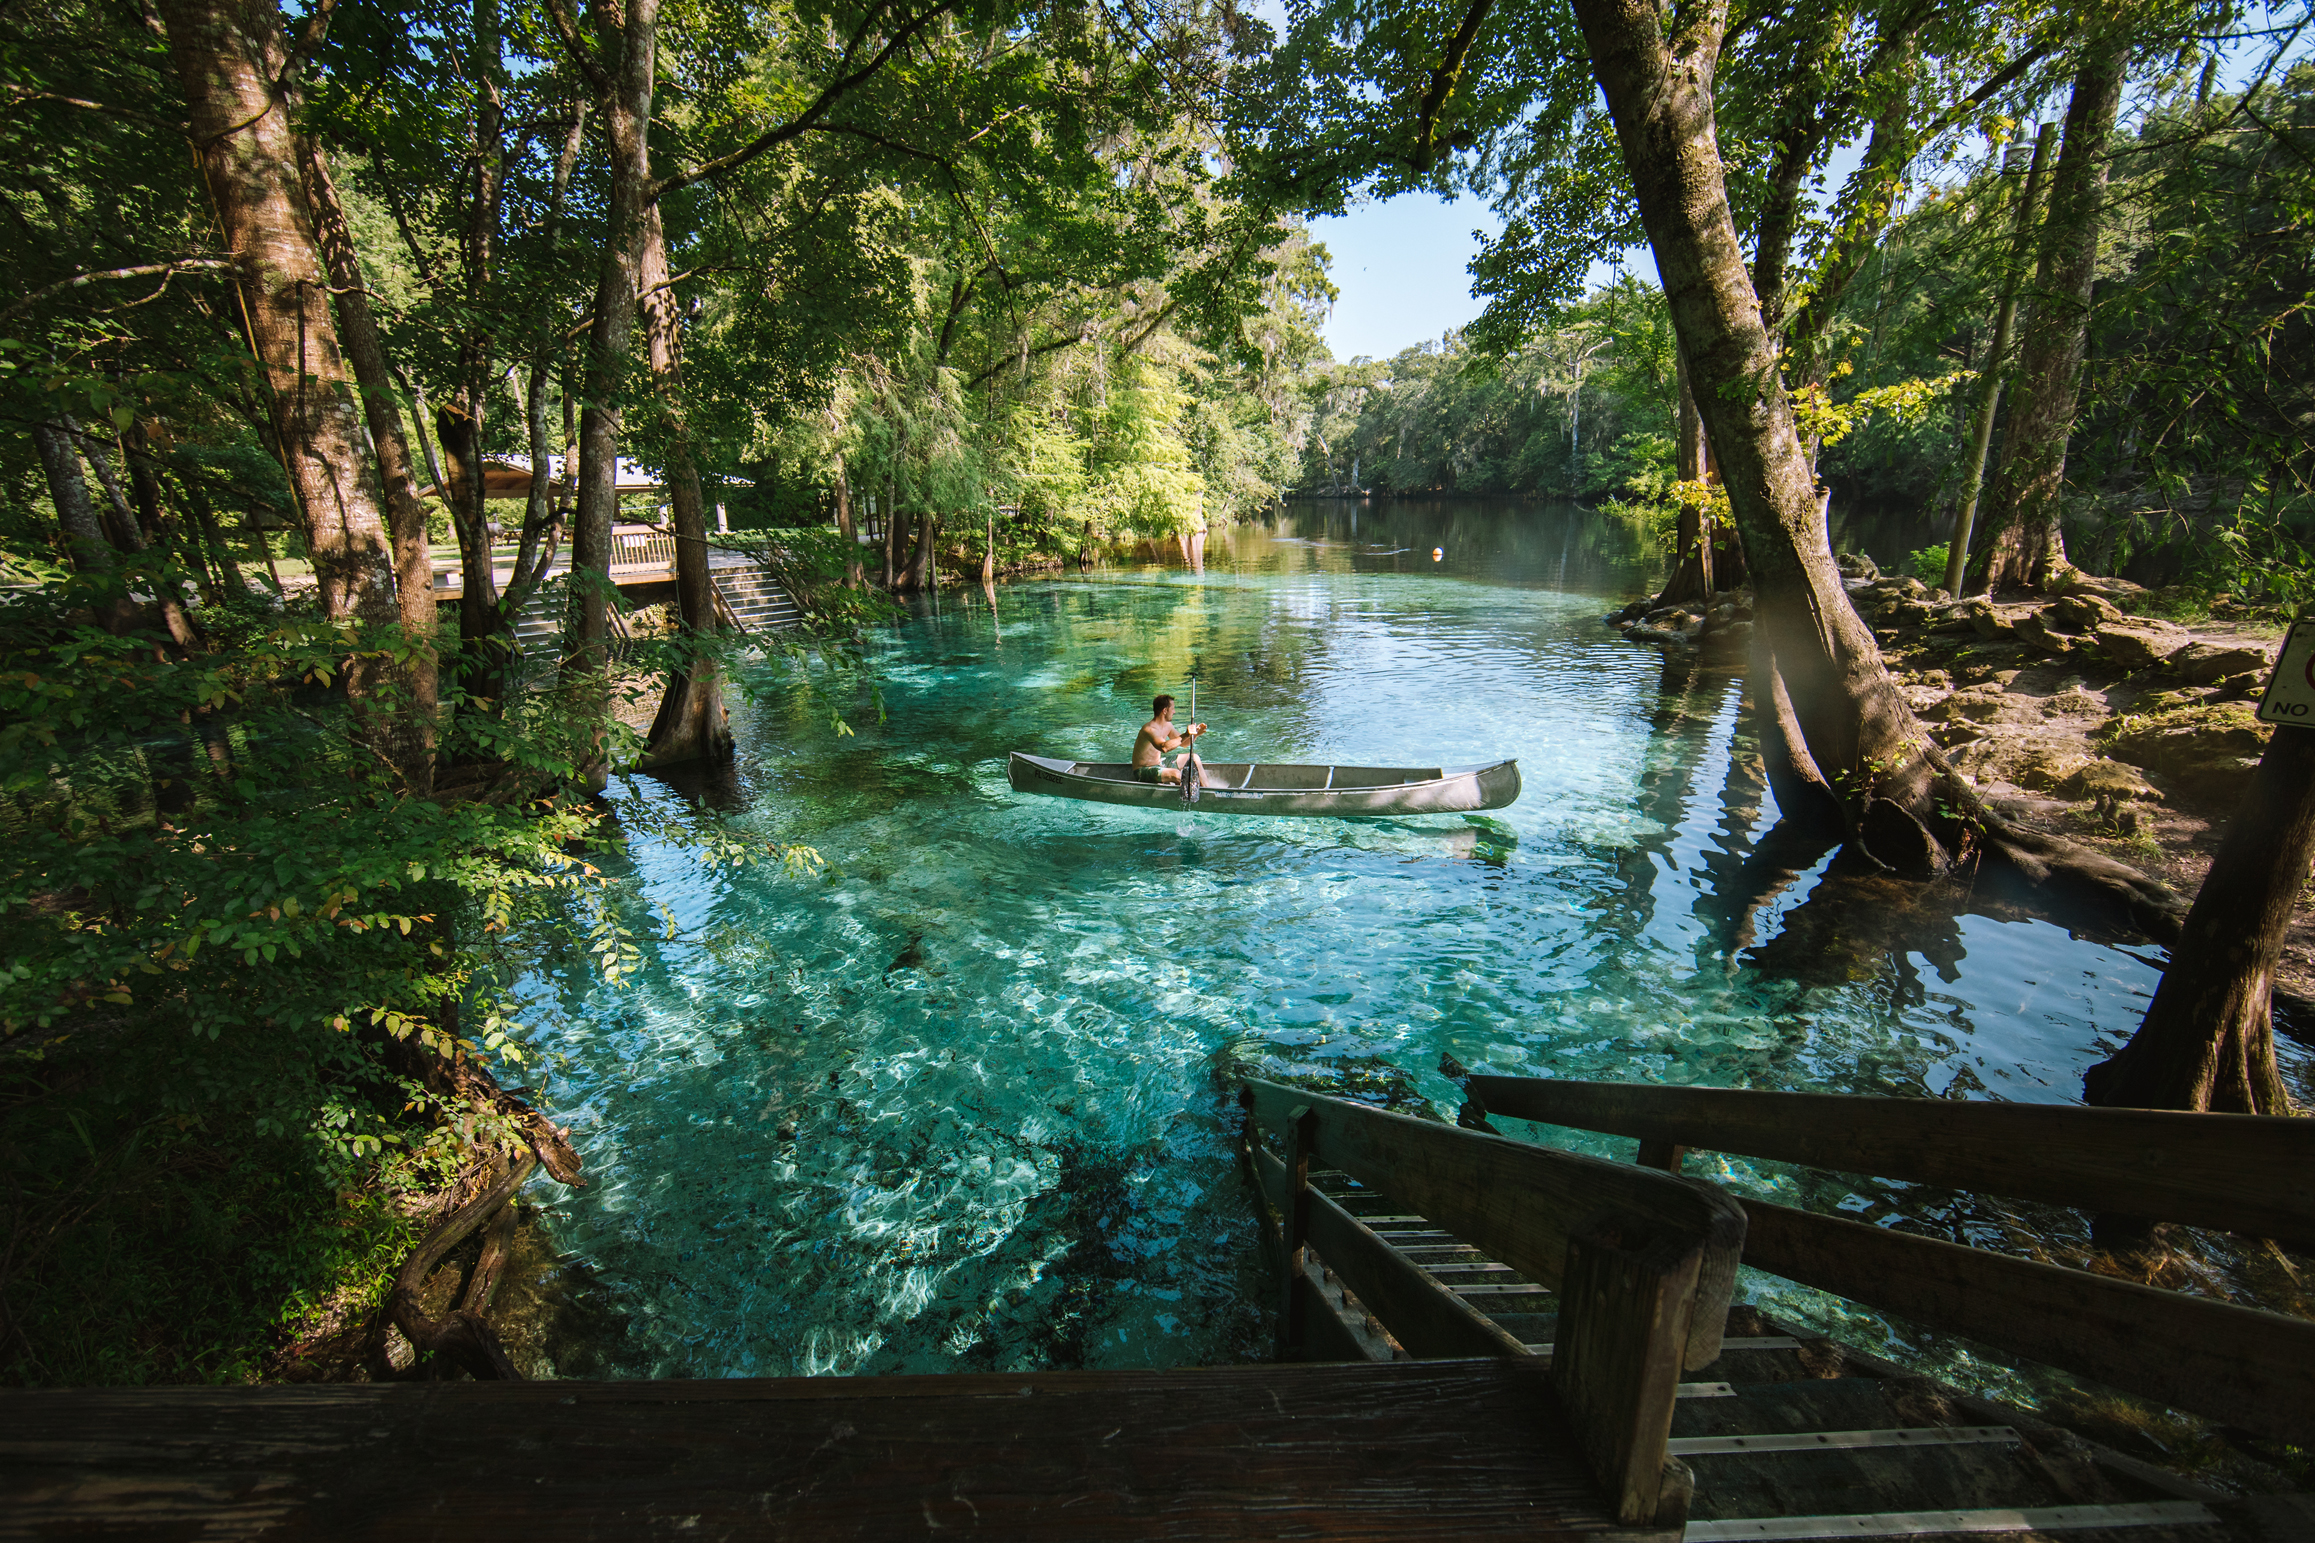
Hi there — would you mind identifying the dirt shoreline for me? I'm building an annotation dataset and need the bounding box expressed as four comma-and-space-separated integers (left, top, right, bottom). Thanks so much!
1610, 568, 2312, 1020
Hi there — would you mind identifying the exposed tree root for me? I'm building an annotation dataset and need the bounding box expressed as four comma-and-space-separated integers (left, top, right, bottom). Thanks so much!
1972, 816, 2187, 944
1753, 644, 2188, 943
385, 1149, 537, 1380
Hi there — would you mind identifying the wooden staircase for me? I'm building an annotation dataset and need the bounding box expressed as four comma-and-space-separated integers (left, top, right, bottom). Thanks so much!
1238, 1076, 2315, 1542
491, 562, 799, 686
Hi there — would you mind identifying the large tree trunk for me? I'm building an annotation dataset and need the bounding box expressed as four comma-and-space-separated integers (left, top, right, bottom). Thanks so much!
637, 202, 732, 770
300, 135, 439, 791
1571, 0, 1916, 823
1974, 39, 2125, 594
158, 0, 397, 634
1565, 0, 2182, 936
902, 509, 938, 592
2085, 726, 2308, 1114
564, 0, 659, 787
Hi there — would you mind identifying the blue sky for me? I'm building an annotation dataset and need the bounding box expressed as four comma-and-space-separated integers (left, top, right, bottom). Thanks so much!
1305, 193, 1502, 363
1308, 194, 1659, 362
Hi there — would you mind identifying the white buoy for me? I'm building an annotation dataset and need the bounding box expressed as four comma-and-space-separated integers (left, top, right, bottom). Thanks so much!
1432, 547, 1444, 561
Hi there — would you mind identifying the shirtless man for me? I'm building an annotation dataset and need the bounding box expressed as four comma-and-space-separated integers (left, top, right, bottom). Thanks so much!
1132, 695, 1221, 786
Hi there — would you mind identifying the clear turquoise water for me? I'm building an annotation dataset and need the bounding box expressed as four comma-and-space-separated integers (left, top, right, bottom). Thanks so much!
516, 502, 2309, 1384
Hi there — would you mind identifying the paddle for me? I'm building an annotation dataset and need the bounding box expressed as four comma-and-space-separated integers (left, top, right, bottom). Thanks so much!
1180, 678, 1204, 806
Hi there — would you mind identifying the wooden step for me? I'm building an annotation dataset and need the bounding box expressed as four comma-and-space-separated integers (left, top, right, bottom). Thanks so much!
1683, 1500, 2220, 1540
1264, 1168, 2239, 1539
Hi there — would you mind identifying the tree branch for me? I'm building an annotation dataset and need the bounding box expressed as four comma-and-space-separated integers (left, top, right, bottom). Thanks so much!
966, 324, 1092, 390
0, 260, 237, 322
0, 85, 179, 129
537, 0, 611, 98
1410, 0, 1496, 172
2238, 97, 2315, 174
279, 0, 338, 97
648, 0, 961, 202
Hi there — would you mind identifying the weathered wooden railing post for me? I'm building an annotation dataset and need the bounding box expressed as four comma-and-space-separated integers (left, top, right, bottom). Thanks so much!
1635, 1139, 1686, 1171
1551, 1214, 1702, 1528
1275, 1104, 1314, 1359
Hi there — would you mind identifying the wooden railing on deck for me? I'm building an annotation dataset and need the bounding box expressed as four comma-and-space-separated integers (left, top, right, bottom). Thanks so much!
1464, 1076, 2315, 1447
1239, 1077, 1748, 1529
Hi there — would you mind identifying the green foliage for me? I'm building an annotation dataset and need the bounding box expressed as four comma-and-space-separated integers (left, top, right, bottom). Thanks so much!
1816, 66, 2314, 599
1910, 544, 1951, 584
1295, 275, 1676, 499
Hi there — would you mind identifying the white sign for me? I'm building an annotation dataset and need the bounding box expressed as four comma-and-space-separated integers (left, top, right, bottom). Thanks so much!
2255, 619, 2315, 726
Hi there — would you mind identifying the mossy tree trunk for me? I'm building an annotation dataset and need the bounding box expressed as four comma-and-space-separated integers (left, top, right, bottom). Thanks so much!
158, 0, 398, 635
2086, 725, 2308, 1113
1974, 37, 2126, 594
1564, 0, 2183, 935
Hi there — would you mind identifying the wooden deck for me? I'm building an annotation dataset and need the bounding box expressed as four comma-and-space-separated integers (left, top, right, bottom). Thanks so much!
0, 1359, 1631, 1541
13, 1076, 2309, 1540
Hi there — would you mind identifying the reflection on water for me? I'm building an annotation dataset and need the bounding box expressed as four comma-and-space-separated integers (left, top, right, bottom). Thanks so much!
518, 500, 2310, 1386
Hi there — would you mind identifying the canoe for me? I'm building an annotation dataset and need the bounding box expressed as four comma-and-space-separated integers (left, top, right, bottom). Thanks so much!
1006, 753, 1520, 817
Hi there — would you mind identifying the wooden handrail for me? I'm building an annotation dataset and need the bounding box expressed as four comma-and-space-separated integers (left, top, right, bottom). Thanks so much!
1466, 1075, 2315, 1446
1464, 1076, 2315, 1251
1242, 1077, 1745, 1527
1251, 1141, 1531, 1359
1741, 1197, 2315, 1445
1243, 1079, 1746, 1365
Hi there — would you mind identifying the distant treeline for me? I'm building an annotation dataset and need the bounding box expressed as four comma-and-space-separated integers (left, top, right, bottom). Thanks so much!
1292, 70, 2315, 603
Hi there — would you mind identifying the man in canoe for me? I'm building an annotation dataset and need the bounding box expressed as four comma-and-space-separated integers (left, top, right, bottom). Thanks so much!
1134, 695, 1222, 787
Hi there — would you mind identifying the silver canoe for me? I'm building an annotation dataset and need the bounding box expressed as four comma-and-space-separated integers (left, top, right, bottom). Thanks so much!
1006, 753, 1520, 816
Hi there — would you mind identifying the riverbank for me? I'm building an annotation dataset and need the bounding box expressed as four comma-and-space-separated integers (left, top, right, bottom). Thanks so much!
1606, 568, 2308, 1008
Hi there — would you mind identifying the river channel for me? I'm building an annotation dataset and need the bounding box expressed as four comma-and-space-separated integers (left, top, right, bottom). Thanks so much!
511, 500, 2311, 1396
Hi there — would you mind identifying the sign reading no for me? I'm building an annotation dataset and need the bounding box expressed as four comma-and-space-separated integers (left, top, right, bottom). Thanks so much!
2256, 619, 2315, 727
